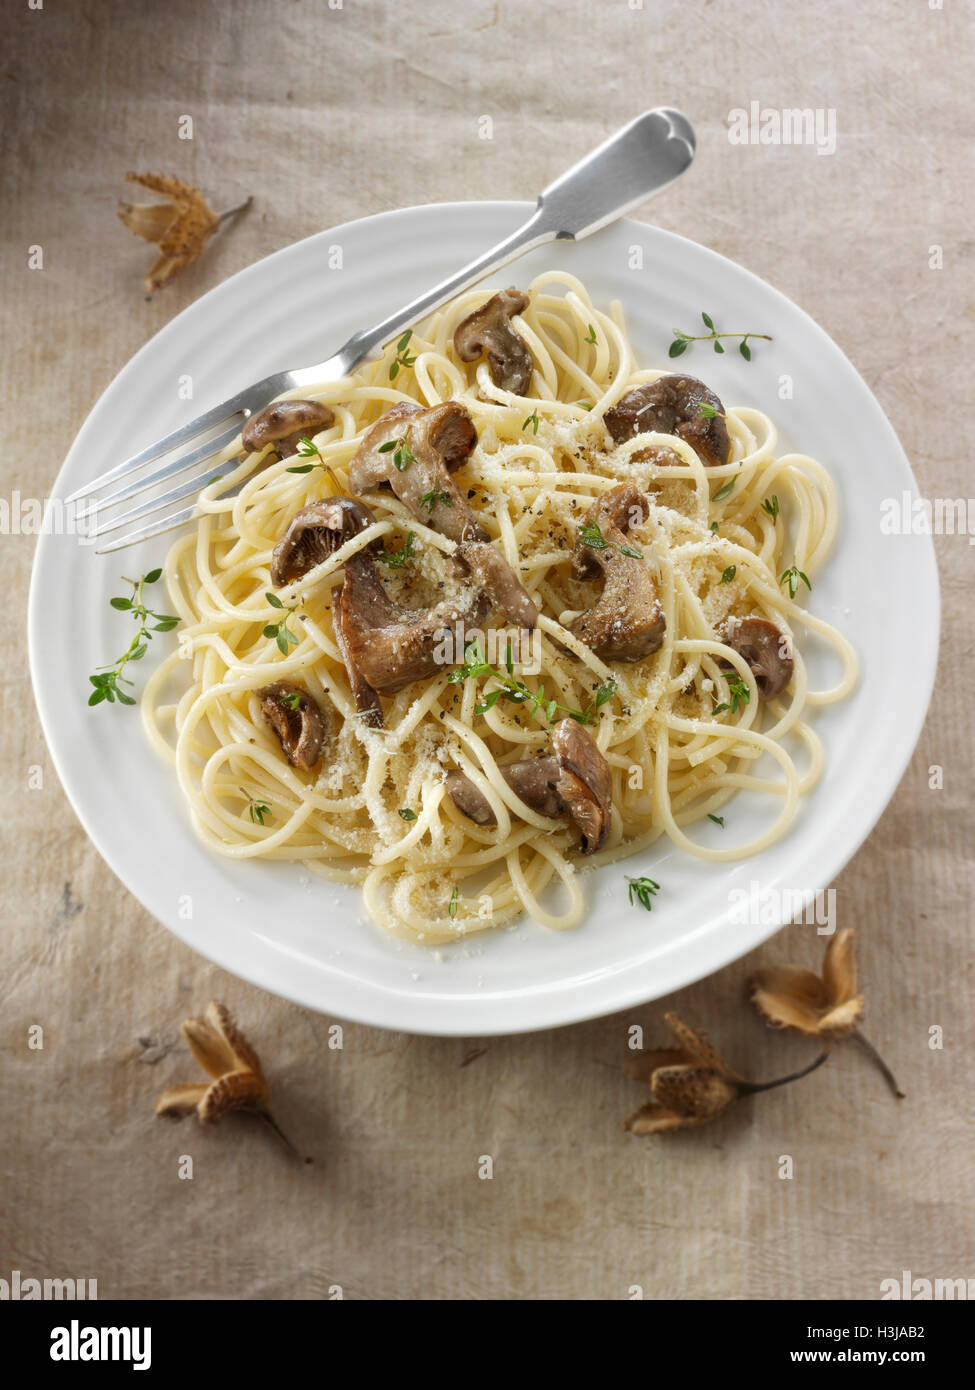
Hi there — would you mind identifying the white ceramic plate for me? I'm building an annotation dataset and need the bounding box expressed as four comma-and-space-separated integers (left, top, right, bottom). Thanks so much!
29, 203, 939, 1035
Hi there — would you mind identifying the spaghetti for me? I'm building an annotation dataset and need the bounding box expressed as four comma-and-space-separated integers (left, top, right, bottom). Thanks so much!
142, 271, 857, 943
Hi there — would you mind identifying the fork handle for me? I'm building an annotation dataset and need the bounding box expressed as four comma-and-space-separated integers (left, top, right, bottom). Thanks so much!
296, 107, 695, 384
312, 209, 555, 377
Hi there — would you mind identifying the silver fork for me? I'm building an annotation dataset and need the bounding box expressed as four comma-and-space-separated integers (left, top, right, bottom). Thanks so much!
72, 108, 695, 553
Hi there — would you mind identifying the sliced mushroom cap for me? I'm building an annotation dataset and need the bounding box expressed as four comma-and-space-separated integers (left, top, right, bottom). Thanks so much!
348, 400, 487, 544
550, 718, 613, 853
242, 399, 335, 461
569, 484, 666, 662
455, 540, 538, 628
603, 375, 730, 468
445, 719, 612, 854
717, 616, 793, 699
346, 402, 426, 491
447, 758, 567, 826
257, 681, 331, 771
332, 597, 384, 730
443, 769, 499, 826
270, 496, 377, 587
453, 289, 534, 395
338, 549, 490, 694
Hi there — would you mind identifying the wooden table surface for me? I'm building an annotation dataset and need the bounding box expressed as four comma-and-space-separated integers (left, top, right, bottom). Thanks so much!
2, 0, 972, 1299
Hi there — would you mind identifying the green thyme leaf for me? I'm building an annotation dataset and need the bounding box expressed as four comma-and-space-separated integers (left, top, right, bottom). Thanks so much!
419, 489, 451, 513
626, 875, 660, 912
579, 521, 609, 550
381, 531, 417, 569
779, 566, 812, 600
389, 331, 418, 380
668, 313, 771, 361
713, 675, 750, 716
87, 570, 178, 713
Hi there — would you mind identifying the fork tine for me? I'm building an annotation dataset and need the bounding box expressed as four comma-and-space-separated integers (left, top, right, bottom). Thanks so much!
92, 420, 244, 513
86, 455, 241, 539
94, 503, 200, 554
64, 393, 251, 505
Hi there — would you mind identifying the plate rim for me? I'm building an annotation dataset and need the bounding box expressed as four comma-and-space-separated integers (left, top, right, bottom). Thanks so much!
28, 200, 941, 1035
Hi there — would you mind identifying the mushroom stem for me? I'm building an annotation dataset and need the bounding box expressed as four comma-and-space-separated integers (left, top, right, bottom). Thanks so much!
216, 194, 253, 227
851, 1029, 905, 1099
736, 1048, 830, 1095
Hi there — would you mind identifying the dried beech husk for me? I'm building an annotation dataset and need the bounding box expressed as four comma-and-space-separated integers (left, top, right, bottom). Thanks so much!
623, 1011, 830, 1134
623, 1013, 741, 1134
750, 929, 864, 1038
155, 1002, 273, 1128
118, 173, 249, 294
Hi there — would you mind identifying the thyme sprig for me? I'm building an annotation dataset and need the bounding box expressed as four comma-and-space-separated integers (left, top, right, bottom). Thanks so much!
780, 565, 811, 599
243, 791, 272, 826
579, 520, 643, 561
713, 675, 751, 716
88, 569, 178, 707
670, 312, 772, 361
263, 592, 301, 655
378, 434, 415, 471
627, 875, 660, 912
419, 489, 451, 513
381, 531, 417, 569
286, 436, 326, 474
448, 639, 616, 726
388, 330, 418, 381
